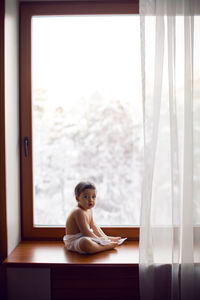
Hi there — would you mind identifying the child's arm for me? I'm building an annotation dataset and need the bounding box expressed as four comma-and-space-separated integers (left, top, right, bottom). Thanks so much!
75, 209, 99, 239
91, 216, 121, 241
91, 220, 107, 238
90, 211, 108, 238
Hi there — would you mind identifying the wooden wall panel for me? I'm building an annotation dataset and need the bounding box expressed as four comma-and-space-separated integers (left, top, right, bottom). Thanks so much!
51, 266, 140, 299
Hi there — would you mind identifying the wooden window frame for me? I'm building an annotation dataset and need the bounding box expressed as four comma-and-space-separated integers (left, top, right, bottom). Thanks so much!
20, 0, 139, 241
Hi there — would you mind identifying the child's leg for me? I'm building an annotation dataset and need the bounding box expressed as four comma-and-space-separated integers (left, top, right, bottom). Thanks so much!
79, 237, 117, 254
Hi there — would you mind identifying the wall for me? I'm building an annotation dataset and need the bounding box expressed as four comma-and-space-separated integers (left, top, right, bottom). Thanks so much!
0, 0, 8, 297
0, 0, 7, 264
5, 0, 21, 255
7, 268, 51, 300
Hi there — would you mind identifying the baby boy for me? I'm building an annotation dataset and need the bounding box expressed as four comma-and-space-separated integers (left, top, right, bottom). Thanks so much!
63, 181, 126, 254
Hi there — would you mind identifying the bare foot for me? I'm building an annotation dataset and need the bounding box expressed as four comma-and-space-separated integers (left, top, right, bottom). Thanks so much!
106, 242, 118, 250
80, 238, 118, 254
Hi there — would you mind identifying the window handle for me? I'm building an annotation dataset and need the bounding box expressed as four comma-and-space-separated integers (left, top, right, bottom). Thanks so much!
24, 137, 29, 158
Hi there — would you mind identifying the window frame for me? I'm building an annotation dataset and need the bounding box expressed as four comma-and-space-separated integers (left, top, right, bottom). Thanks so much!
20, 0, 139, 240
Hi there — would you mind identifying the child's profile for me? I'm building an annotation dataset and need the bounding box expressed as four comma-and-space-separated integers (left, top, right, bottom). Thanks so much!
63, 181, 126, 254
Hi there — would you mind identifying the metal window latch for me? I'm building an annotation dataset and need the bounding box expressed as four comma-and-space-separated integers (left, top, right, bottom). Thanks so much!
24, 137, 29, 158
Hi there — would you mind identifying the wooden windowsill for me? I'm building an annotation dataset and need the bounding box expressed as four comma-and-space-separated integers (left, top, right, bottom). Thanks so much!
3, 240, 139, 268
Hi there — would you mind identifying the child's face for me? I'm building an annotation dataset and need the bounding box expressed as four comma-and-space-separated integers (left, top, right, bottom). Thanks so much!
76, 188, 96, 210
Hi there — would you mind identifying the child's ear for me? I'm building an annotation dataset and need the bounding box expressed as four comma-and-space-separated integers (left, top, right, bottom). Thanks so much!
76, 196, 79, 201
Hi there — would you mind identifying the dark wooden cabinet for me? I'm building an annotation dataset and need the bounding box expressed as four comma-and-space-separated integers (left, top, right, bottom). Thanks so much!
4, 241, 140, 300
51, 265, 139, 300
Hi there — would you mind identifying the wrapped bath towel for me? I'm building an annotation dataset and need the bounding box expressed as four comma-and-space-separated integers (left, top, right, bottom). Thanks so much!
63, 233, 87, 254
63, 233, 113, 254
63, 233, 127, 254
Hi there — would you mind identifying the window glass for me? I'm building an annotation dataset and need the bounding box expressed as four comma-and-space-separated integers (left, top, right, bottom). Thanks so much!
32, 15, 143, 226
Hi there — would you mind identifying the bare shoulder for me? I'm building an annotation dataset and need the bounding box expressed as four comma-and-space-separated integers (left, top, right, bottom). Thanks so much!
66, 207, 77, 219
67, 207, 86, 221
73, 207, 87, 218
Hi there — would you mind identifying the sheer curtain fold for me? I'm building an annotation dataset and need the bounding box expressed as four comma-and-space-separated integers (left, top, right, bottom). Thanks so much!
139, 0, 200, 299
140, 0, 200, 15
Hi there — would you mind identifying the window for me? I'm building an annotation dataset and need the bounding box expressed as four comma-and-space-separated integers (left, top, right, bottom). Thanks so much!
20, 0, 140, 239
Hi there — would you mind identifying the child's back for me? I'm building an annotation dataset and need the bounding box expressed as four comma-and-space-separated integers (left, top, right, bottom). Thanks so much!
66, 207, 91, 235
65, 208, 80, 235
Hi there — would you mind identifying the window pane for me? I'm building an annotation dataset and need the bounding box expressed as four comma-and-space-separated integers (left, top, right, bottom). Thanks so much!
32, 15, 143, 226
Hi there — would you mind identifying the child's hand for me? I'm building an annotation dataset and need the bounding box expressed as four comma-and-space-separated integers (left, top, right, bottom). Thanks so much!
109, 237, 121, 242
98, 237, 111, 245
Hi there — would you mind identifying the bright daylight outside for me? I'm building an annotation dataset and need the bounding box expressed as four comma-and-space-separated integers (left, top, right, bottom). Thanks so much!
32, 15, 143, 227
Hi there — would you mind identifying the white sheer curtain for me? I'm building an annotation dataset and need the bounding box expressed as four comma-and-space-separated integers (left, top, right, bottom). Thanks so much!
139, 0, 200, 299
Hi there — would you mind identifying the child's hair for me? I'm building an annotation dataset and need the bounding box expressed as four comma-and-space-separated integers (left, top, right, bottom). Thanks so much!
75, 181, 96, 197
